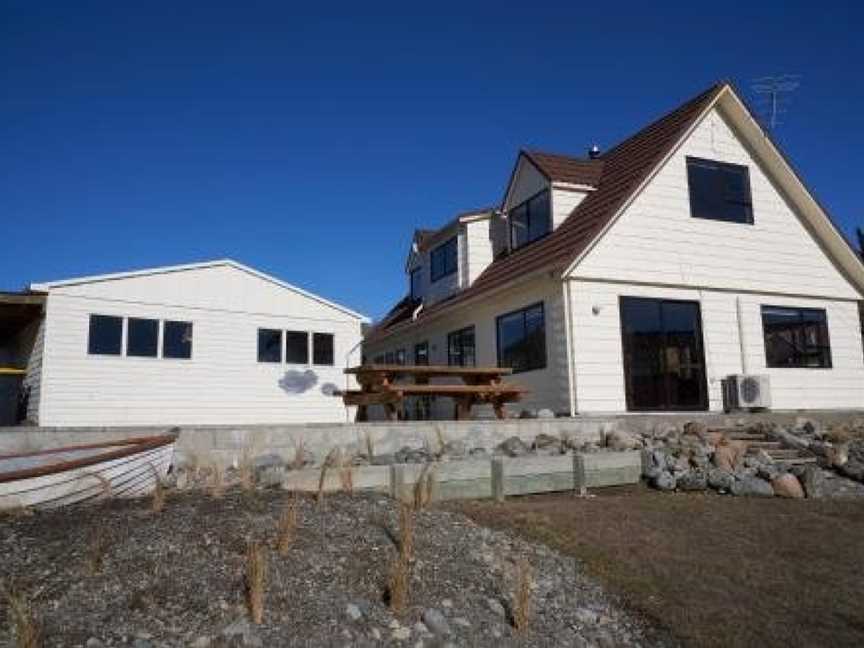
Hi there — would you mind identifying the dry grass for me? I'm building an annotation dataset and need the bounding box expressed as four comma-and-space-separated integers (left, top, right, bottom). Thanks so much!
412, 464, 436, 510
86, 522, 109, 576
148, 463, 166, 514
364, 432, 375, 462
208, 464, 225, 499
290, 438, 308, 470
238, 446, 255, 492
397, 502, 415, 563
386, 554, 409, 614
245, 540, 267, 624
275, 496, 298, 556
1, 581, 41, 648
85, 472, 113, 500
511, 558, 533, 633
338, 451, 354, 494
454, 488, 864, 648
316, 448, 339, 506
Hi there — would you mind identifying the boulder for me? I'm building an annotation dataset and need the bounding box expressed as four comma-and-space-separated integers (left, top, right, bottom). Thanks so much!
533, 433, 563, 455
421, 608, 451, 636
714, 440, 746, 472
795, 417, 819, 436
677, 470, 708, 491
682, 420, 708, 439
826, 443, 850, 468
771, 473, 805, 499
652, 471, 676, 491
707, 469, 735, 491
537, 408, 556, 419
730, 475, 774, 497
605, 429, 640, 451
757, 463, 781, 482
841, 460, 864, 482
252, 453, 286, 487
496, 436, 530, 457
441, 440, 467, 458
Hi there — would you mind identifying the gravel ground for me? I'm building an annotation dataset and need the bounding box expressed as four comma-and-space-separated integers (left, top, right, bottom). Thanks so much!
0, 489, 660, 648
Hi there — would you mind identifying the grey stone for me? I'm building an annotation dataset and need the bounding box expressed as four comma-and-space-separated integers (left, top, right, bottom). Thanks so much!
652, 471, 676, 491
221, 619, 262, 647
796, 417, 819, 435
801, 464, 827, 498
486, 597, 507, 618
371, 453, 395, 466
441, 440, 467, 458
731, 475, 774, 497
468, 447, 488, 458
537, 408, 556, 419
190, 638, 211, 648
605, 429, 640, 451
131, 640, 152, 648
86, 639, 105, 648
496, 436, 530, 457
574, 608, 599, 625
533, 433, 563, 455
391, 626, 411, 640
677, 470, 708, 491
757, 464, 780, 481
346, 603, 363, 621
707, 469, 735, 491
841, 460, 864, 482
422, 608, 451, 636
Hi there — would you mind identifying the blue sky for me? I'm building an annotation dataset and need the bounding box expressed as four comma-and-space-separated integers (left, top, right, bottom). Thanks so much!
2, 1, 862, 319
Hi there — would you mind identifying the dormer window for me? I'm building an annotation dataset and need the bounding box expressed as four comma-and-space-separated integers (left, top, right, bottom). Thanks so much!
431, 237, 458, 282
509, 189, 551, 250
686, 157, 753, 224
410, 267, 422, 300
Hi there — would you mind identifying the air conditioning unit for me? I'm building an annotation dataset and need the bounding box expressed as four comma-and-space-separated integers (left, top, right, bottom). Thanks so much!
722, 374, 771, 411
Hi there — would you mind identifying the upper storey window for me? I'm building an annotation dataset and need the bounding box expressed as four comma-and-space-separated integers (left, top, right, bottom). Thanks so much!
410, 267, 422, 300
431, 237, 458, 282
686, 157, 753, 224
510, 190, 551, 250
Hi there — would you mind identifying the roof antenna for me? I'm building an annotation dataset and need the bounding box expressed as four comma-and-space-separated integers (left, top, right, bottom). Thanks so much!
750, 75, 801, 131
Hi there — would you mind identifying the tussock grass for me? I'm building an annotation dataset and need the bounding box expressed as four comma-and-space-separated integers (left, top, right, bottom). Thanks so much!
364, 431, 375, 462
338, 450, 354, 494
317, 448, 339, 506
412, 464, 436, 510
290, 438, 308, 470
512, 558, 533, 633
245, 540, 267, 624
238, 446, 255, 492
1, 580, 41, 648
85, 472, 113, 501
148, 463, 166, 514
276, 496, 298, 556
208, 464, 225, 499
398, 502, 415, 563
86, 522, 109, 576
386, 554, 409, 614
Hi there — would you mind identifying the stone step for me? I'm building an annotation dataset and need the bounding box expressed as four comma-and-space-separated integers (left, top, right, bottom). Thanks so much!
775, 457, 818, 466
766, 449, 810, 460
746, 441, 783, 450
726, 433, 770, 442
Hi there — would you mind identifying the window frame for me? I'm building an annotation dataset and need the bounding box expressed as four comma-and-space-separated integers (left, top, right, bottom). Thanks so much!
285, 330, 310, 365
686, 156, 754, 225
395, 348, 406, 365
509, 189, 551, 251
87, 314, 124, 356
447, 325, 476, 367
496, 302, 547, 374
162, 320, 193, 360
430, 236, 458, 282
414, 341, 429, 366
410, 267, 422, 300
257, 328, 283, 363
761, 305, 833, 369
312, 332, 335, 366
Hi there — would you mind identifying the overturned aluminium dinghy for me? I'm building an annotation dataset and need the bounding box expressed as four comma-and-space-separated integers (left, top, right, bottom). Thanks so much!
0, 432, 177, 511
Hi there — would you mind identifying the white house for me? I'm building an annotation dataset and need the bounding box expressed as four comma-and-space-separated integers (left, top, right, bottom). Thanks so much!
364, 82, 864, 417
0, 260, 368, 426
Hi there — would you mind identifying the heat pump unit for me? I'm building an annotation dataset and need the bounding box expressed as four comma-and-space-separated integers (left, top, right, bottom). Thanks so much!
723, 374, 771, 411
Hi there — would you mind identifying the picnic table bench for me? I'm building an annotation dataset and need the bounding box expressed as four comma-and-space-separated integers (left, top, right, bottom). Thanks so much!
342, 364, 528, 421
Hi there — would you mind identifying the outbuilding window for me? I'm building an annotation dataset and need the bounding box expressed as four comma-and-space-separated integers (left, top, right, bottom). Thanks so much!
88, 315, 123, 356
285, 331, 309, 364
163, 320, 193, 359
761, 306, 832, 368
686, 157, 753, 224
127, 318, 159, 358
313, 333, 334, 366
258, 328, 282, 363
430, 237, 458, 282
410, 268, 422, 300
414, 341, 429, 365
496, 302, 546, 373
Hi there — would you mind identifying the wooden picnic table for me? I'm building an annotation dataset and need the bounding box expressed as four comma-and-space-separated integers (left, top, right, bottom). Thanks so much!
342, 364, 527, 422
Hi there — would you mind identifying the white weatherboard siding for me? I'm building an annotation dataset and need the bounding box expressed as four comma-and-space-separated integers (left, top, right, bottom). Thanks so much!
575, 105, 861, 300
24, 318, 45, 423
505, 158, 547, 210
551, 188, 588, 229
364, 278, 570, 418
569, 279, 864, 412
38, 264, 364, 426
463, 218, 493, 285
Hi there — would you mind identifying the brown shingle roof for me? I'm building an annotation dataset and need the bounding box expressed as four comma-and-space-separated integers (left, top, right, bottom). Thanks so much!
523, 151, 605, 186
368, 82, 726, 342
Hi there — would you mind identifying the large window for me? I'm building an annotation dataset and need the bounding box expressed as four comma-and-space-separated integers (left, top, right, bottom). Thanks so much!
313, 332, 334, 365
430, 237, 458, 282
285, 331, 309, 364
496, 303, 546, 373
126, 318, 158, 357
258, 328, 282, 363
410, 267, 422, 300
414, 341, 429, 366
509, 190, 551, 250
447, 326, 476, 367
686, 157, 753, 224
163, 320, 193, 359
88, 315, 123, 356
762, 306, 832, 368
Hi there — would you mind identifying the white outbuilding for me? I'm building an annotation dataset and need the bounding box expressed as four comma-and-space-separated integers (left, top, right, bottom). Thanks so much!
1, 260, 367, 426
